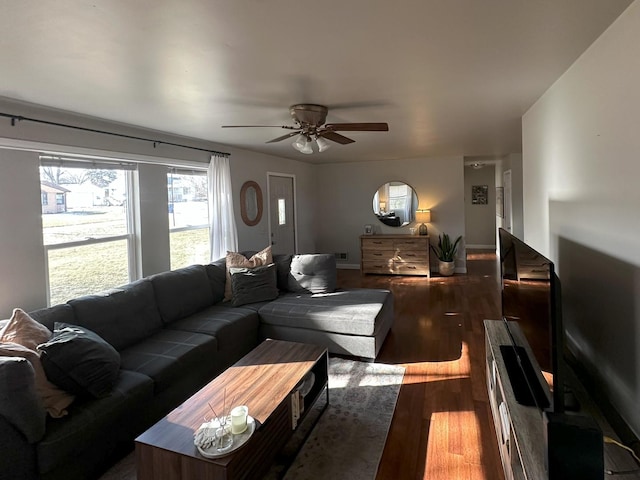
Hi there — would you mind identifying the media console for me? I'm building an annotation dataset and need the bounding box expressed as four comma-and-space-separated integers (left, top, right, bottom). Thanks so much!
485, 320, 551, 480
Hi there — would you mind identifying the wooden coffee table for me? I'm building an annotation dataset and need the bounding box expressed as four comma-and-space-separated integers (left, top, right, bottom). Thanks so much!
135, 339, 328, 480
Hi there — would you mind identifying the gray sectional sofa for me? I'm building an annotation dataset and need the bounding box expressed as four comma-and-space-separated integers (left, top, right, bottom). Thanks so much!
0, 253, 393, 480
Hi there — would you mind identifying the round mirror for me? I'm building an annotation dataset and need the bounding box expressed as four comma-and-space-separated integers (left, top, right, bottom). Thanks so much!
240, 181, 263, 226
372, 181, 419, 227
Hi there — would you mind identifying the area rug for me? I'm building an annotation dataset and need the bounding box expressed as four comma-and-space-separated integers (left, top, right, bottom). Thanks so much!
99, 357, 404, 480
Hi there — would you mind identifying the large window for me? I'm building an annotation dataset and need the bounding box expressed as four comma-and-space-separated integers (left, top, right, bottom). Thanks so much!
40, 162, 134, 305
168, 169, 210, 269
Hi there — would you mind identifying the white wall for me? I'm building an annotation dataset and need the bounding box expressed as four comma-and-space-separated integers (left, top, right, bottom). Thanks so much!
464, 165, 496, 248
135, 163, 171, 276
523, 1, 640, 437
0, 150, 47, 313
314, 156, 466, 273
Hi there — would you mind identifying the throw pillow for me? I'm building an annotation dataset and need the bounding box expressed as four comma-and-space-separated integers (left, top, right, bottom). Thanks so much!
224, 245, 272, 301
229, 263, 279, 307
0, 308, 52, 351
273, 254, 293, 291
288, 254, 337, 294
0, 342, 74, 418
38, 323, 121, 398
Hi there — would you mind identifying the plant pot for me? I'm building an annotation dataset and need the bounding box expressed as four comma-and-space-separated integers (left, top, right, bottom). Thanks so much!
438, 260, 455, 276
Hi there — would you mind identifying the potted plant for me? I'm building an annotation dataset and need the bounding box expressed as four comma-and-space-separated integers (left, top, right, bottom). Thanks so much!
430, 233, 462, 276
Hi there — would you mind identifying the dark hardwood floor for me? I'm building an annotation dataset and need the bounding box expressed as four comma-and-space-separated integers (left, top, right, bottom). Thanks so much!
336, 250, 505, 480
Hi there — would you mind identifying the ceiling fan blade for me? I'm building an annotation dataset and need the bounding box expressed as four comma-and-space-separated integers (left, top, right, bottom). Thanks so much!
319, 131, 355, 145
324, 122, 389, 132
266, 131, 301, 143
221, 125, 299, 129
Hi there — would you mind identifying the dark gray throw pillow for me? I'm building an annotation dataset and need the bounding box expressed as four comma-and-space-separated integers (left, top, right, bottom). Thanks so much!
38, 322, 120, 398
229, 263, 279, 307
288, 254, 337, 294
273, 254, 293, 291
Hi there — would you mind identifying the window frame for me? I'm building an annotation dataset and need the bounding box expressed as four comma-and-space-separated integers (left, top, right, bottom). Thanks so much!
40, 159, 138, 305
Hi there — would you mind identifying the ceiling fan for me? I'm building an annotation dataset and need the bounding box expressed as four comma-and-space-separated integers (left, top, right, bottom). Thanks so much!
221, 104, 389, 154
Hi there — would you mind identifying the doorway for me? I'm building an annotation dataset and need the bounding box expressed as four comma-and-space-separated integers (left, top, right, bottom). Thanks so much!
267, 173, 297, 254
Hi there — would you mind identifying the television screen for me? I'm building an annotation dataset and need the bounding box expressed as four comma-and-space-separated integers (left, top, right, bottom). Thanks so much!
499, 228, 564, 412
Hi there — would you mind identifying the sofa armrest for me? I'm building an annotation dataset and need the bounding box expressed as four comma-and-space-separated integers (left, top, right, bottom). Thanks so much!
0, 357, 46, 443
0, 414, 38, 480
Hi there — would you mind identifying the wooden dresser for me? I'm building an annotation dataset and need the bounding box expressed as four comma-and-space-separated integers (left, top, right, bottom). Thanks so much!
360, 234, 430, 276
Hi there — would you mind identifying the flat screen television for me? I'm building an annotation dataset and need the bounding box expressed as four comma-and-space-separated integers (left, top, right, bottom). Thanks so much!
498, 228, 565, 413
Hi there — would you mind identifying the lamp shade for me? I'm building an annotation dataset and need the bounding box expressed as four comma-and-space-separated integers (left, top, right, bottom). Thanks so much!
415, 209, 431, 223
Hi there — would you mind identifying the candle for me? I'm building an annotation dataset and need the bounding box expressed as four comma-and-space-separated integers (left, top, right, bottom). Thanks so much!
230, 405, 248, 435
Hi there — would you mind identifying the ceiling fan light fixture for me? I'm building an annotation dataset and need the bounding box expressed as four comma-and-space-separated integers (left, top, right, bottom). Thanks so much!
316, 136, 331, 152
292, 134, 308, 152
300, 142, 313, 154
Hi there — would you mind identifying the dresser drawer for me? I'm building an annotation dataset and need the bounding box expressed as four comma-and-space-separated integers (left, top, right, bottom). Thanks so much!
394, 238, 429, 249
393, 261, 430, 276
361, 238, 393, 251
362, 250, 395, 262
362, 261, 395, 275
395, 250, 428, 262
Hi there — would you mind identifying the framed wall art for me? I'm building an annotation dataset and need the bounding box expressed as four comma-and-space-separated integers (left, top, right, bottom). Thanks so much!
471, 185, 489, 205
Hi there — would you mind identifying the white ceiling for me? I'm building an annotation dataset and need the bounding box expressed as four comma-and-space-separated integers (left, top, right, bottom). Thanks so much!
0, 0, 633, 164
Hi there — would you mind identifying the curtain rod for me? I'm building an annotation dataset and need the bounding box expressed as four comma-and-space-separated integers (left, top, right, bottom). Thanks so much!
0, 112, 229, 157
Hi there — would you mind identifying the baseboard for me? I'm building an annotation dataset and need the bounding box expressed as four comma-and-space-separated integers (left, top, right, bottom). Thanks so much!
466, 244, 496, 249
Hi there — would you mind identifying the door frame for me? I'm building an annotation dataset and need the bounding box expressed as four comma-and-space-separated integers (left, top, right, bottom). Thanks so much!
503, 169, 513, 233
266, 172, 299, 253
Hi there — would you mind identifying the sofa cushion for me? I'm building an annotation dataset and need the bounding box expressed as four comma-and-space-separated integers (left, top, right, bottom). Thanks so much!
39, 323, 121, 398
0, 356, 46, 443
225, 246, 272, 301
36, 369, 154, 475
149, 265, 215, 324
68, 279, 163, 351
0, 342, 74, 418
167, 305, 259, 348
288, 254, 337, 294
119, 329, 218, 394
229, 263, 279, 307
28, 304, 76, 333
205, 258, 227, 303
0, 308, 52, 351
258, 289, 391, 336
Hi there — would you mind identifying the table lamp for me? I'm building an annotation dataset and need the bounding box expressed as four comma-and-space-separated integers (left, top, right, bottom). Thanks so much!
415, 209, 431, 235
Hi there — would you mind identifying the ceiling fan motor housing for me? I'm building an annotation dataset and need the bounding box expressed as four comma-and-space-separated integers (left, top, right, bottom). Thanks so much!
290, 104, 328, 127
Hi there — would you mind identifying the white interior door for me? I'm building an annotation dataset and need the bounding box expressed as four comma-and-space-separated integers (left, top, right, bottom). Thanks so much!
268, 174, 296, 254
503, 169, 513, 233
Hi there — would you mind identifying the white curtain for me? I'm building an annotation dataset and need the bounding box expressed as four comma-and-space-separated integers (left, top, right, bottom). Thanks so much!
208, 153, 238, 261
